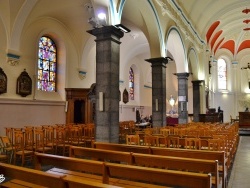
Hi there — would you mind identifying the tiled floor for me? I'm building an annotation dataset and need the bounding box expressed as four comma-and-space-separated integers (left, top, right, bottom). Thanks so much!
228, 136, 250, 188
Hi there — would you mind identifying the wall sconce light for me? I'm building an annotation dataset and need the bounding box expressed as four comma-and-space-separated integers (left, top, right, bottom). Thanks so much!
155, 99, 158, 111
169, 95, 175, 107
114, 24, 131, 33
99, 92, 104, 111
97, 12, 107, 26
169, 95, 175, 113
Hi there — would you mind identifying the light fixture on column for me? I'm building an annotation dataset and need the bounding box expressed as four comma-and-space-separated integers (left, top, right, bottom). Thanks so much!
114, 24, 131, 33
97, 12, 107, 26
99, 92, 104, 111
169, 95, 175, 112
155, 99, 158, 112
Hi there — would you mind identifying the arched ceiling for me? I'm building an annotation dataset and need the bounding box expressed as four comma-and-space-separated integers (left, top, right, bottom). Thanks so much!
176, 0, 250, 58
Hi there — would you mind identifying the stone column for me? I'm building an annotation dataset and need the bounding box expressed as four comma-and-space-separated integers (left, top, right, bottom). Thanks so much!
175, 73, 190, 124
192, 80, 204, 122
145, 57, 169, 127
87, 26, 124, 143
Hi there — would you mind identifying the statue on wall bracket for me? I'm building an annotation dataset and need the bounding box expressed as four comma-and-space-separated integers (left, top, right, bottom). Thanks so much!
0, 67, 7, 94
16, 69, 32, 97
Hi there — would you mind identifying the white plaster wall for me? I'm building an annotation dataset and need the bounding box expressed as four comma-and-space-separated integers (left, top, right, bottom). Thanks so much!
0, 99, 65, 136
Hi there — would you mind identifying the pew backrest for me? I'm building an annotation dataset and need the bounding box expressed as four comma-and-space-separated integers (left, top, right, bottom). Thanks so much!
0, 162, 65, 188
69, 146, 133, 164
93, 142, 150, 154
34, 152, 104, 175
104, 162, 212, 188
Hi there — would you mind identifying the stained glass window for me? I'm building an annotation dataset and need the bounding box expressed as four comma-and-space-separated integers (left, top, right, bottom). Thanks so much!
129, 67, 134, 100
217, 58, 227, 90
37, 36, 57, 92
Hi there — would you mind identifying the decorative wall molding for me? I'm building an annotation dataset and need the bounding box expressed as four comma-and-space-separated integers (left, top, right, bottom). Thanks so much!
155, 0, 205, 52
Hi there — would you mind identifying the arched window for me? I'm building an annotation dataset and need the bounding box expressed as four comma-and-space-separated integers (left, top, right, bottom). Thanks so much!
217, 58, 227, 90
129, 67, 134, 100
37, 36, 57, 92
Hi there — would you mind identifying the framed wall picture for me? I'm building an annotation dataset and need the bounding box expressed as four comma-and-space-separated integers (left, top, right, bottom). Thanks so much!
0, 67, 7, 94
123, 88, 129, 104
16, 69, 32, 97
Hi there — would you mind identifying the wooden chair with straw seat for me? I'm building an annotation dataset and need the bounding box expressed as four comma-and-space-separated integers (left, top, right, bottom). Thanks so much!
143, 135, 159, 147
126, 134, 140, 145
23, 126, 35, 151
13, 130, 34, 166
166, 136, 180, 148
34, 128, 53, 154
42, 125, 56, 154
82, 124, 95, 147
0, 135, 15, 164
0, 139, 8, 163
54, 127, 70, 156
184, 137, 201, 150
68, 125, 85, 146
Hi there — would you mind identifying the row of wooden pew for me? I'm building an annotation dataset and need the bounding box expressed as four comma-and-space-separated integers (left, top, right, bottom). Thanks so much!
0, 141, 230, 188
34, 152, 212, 188
91, 141, 230, 188
0, 162, 120, 188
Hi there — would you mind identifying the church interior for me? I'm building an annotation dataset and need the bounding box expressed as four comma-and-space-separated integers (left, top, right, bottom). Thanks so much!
0, 0, 250, 187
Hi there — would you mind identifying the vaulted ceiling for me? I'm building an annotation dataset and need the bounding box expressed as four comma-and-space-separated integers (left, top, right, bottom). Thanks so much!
176, 0, 250, 58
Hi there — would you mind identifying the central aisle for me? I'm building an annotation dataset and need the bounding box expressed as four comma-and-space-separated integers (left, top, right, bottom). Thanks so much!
228, 136, 250, 188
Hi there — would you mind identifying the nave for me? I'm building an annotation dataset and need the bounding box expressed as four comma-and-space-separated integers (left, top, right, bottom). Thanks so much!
0, 122, 241, 188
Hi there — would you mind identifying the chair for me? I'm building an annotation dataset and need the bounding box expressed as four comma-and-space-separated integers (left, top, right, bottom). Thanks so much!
160, 128, 170, 136
13, 131, 34, 166
68, 126, 85, 146
184, 137, 201, 149
82, 125, 95, 147
43, 125, 56, 154
23, 127, 35, 151
0, 140, 8, 163
126, 134, 140, 145
54, 127, 70, 156
144, 135, 159, 146
166, 136, 180, 148
0, 136, 15, 164
34, 128, 53, 154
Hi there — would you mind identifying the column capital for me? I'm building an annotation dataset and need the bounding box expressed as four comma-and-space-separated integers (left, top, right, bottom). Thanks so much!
87, 25, 124, 42
145, 57, 171, 67
192, 80, 204, 86
174, 72, 190, 79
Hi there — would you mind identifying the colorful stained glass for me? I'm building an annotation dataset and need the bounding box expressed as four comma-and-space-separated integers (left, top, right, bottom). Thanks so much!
37, 36, 57, 91
129, 67, 134, 100
218, 58, 227, 90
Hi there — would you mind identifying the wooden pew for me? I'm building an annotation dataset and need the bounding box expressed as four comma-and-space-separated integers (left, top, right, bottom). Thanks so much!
70, 146, 220, 188
34, 152, 104, 177
0, 162, 65, 188
34, 153, 212, 188
132, 153, 220, 188
93, 142, 227, 188
92, 142, 150, 154
150, 147, 226, 188
104, 163, 212, 188
69, 146, 133, 164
